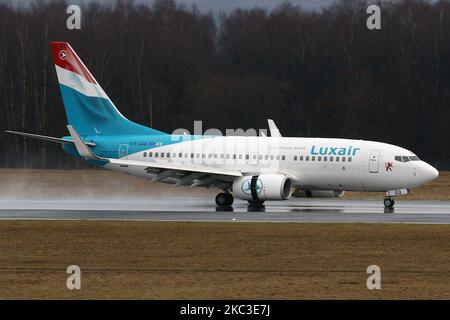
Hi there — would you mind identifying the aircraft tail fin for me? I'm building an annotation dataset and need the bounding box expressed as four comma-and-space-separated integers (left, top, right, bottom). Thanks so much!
49, 42, 165, 136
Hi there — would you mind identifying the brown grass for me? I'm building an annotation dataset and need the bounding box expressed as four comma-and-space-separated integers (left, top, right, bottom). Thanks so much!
0, 221, 449, 299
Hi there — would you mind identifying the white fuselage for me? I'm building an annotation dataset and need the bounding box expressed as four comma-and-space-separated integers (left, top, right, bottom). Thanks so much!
106, 136, 438, 192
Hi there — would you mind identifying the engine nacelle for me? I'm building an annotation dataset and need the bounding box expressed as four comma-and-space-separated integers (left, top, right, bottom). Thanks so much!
232, 174, 293, 201
292, 188, 345, 198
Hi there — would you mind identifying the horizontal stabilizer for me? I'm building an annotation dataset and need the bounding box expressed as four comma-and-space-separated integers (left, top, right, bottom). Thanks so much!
5, 130, 95, 147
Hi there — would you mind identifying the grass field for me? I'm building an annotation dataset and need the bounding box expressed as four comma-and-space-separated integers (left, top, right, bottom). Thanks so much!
0, 169, 449, 200
0, 169, 449, 299
0, 221, 449, 299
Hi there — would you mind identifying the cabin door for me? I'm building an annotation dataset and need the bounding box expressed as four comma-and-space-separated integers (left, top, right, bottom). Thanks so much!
369, 150, 380, 173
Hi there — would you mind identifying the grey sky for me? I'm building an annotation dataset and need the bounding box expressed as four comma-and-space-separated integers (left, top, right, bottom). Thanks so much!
13, 0, 336, 12
174, 0, 335, 12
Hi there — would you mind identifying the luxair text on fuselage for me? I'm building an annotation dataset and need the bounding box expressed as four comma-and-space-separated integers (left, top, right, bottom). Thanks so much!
310, 145, 361, 156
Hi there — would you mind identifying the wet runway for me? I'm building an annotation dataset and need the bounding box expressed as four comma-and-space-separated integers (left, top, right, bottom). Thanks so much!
1, 198, 450, 224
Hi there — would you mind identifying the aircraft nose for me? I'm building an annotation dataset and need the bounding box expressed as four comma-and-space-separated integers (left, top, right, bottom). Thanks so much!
420, 162, 439, 183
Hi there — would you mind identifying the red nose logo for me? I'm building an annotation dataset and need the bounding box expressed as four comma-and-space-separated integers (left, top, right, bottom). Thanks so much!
59, 50, 67, 60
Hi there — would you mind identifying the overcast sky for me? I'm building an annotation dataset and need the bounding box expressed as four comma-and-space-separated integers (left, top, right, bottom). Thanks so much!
173, 0, 335, 12
13, 0, 336, 12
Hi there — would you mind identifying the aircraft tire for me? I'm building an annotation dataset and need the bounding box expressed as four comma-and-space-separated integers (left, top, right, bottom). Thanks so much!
383, 198, 395, 208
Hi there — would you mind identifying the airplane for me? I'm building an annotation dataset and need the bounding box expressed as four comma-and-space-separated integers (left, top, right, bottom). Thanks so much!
6, 42, 439, 209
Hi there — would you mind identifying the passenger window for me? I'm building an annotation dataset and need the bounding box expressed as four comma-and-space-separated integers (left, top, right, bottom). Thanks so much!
348, 157, 352, 162
149, 152, 153, 157
330, 156, 333, 161
226, 154, 230, 159
258, 155, 262, 160
245, 155, 249, 160
342, 157, 346, 162
167, 153, 170, 158
161, 153, 164, 158
155, 152, 159, 157
276, 155, 280, 160
143, 152, 147, 157
172, 153, 176, 158
179, 153, 182, 157
311, 156, 315, 161
233, 154, 236, 159
336, 157, 339, 162
294, 156, 297, 161
305, 156, 310, 161
253, 154, 257, 160
264, 155, 269, 160
220, 154, 224, 159
239, 155, 242, 159
299, 156, 303, 161
282, 155, 286, 160
202, 154, 206, 158
270, 155, 274, 160
318, 156, 322, 161
208, 154, 212, 159
324, 156, 327, 161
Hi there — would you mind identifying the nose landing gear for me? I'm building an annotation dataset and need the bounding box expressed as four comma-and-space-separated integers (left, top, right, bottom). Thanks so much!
383, 197, 395, 208
383, 188, 409, 210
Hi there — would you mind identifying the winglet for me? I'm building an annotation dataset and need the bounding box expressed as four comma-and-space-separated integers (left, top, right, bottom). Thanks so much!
267, 119, 282, 137
67, 125, 105, 161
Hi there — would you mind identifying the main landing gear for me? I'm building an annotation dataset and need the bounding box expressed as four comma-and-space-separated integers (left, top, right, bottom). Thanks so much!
215, 192, 234, 207
383, 197, 395, 208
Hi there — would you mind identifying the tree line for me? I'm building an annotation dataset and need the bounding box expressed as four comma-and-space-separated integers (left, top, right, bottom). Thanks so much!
0, 0, 449, 169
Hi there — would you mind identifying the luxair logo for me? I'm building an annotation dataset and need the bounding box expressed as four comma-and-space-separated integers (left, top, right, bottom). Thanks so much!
241, 179, 262, 195
311, 145, 361, 156
59, 50, 67, 60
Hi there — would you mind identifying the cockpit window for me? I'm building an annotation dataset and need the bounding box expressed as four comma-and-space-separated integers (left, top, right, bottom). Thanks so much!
395, 155, 420, 162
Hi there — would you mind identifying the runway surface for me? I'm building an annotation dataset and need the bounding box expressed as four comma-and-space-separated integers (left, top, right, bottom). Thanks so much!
1, 198, 450, 224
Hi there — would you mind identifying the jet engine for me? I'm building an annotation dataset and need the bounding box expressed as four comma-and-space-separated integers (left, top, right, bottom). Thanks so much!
232, 174, 293, 201
292, 188, 345, 198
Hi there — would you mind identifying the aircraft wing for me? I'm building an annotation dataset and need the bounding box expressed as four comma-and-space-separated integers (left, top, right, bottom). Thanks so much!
67, 125, 242, 189
108, 158, 241, 188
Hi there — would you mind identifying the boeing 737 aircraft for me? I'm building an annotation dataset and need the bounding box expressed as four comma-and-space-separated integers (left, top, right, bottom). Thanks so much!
7, 42, 439, 208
